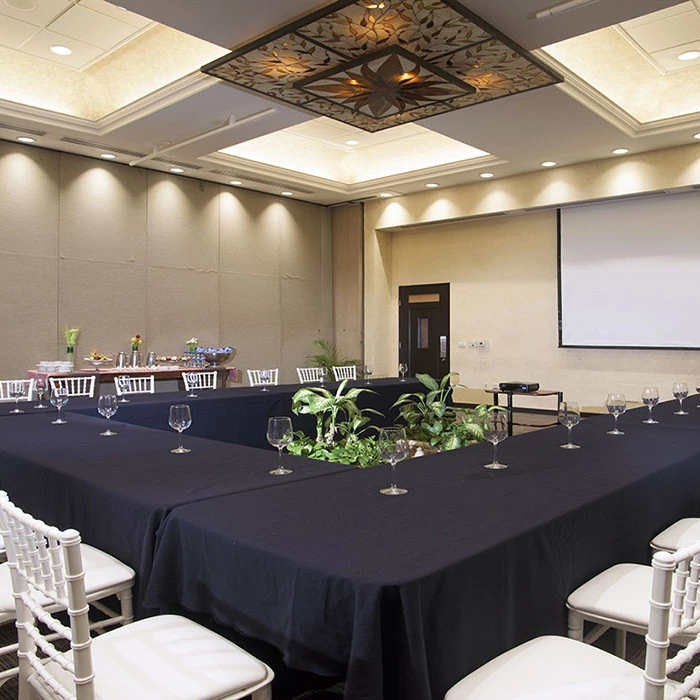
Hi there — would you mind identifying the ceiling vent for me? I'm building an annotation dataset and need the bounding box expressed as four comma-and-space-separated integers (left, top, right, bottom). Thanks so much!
0, 122, 46, 136
60, 137, 145, 158
152, 157, 202, 170
208, 169, 315, 194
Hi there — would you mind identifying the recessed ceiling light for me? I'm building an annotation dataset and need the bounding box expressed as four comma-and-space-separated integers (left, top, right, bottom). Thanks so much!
541, 161, 557, 167
100, 153, 116, 159
229, 180, 243, 185
16, 136, 35, 143
378, 192, 393, 198
280, 191, 294, 196
694, 133, 700, 140
345, 139, 359, 146
4, 0, 37, 11
425, 183, 439, 188
611, 148, 629, 155
479, 172, 494, 179
678, 50, 700, 62
50, 45, 72, 56
169, 167, 184, 173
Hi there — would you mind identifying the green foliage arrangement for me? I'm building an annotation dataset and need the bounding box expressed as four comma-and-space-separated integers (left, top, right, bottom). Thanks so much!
306, 339, 360, 373
287, 379, 383, 467
393, 372, 505, 451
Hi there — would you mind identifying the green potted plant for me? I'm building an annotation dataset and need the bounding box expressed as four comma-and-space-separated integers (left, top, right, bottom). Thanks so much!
393, 372, 504, 452
287, 379, 383, 467
307, 339, 359, 375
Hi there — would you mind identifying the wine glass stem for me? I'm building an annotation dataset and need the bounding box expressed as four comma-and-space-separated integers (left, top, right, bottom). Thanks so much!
390, 460, 397, 490
648, 406, 653, 421
278, 446, 283, 471
679, 399, 684, 412
613, 414, 618, 431
568, 425, 573, 446
492, 442, 498, 465
178, 429, 183, 451
15, 398, 19, 411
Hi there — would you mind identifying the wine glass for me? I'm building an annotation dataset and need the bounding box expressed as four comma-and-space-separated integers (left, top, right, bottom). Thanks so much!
259, 369, 271, 392
364, 365, 373, 384
483, 412, 508, 469
398, 363, 408, 381
673, 382, 689, 415
97, 394, 118, 436
34, 378, 48, 409
185, 373, 198, 398
168, 404, 192, 454
641, 386, 659, 424
267, 416, 294, 475
8, 381, 26, 414
696, 379, 700, 409
378, 426, 409, 495
49, 387, 69, 425
605, 393, 626, 435
319, 367, 327, 384
558, 401, 581, 449
117, 376, 130, 403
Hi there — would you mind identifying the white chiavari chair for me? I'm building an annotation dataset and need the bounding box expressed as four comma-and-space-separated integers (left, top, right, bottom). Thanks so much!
182, 371, 218, 393
48, 375, 96, 398
445, 541, 700, 700
248, 369, 279, 387
113, 375, 155, 396
650, 518, 700, 553
332, 365, 356, 381
0, 379, 35, 403
296, 367, 325, 384
0, 491, 135, 688
0, 490, 273, 700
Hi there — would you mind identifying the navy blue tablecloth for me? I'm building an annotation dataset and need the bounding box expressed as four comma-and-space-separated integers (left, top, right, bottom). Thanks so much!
143, 404, 700, 700
66, 378, 419, 448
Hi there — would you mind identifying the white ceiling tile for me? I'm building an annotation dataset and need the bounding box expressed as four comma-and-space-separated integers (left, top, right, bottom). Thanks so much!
624, 10, 700, 54
651, 40, 700, 72
620, 1, 695, 29
49, 4, 136, 49
20, 26, 102, 67
0, 13, 40, 47
0, 0, 71, 28
78, 0, 151, 28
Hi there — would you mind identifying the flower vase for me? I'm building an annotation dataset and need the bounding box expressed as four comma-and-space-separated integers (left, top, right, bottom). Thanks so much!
129, 350, 141, 367
66, 346, 75, 364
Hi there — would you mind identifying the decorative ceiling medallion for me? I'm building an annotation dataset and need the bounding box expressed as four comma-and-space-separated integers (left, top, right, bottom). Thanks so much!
202, 0, 561, 132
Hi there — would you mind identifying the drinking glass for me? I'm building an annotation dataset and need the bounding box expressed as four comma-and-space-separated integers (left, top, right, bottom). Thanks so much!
168, 404, 192, 454
398, 363, 408, 381
34, 378, 48, 409
267, 416, 294, 475
696, 379, 700, 409
641, 386, 659, 424
8, 381, 26, 414
673, 382, 689, 415
97, 394, 118, 436
378, 426, 409, 495
558, 401, 581, 449
117, 376, 130, 403
49, 388, 69, 425
483, 412, 508, 469
364, 365, 373, 384
185, 373, 198, 398
605, 393, 626, 435
260, 369, 271, 392
320, 367, 327, 384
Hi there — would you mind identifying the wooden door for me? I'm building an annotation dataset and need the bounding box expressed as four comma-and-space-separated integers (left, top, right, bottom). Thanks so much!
398, 283, 450, 379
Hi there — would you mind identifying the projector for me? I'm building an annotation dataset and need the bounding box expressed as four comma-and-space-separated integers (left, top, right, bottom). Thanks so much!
498, 382, 540, 393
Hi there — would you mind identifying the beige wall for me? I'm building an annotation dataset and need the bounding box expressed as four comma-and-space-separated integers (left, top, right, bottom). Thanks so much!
364, 143, 700, 409
0, 141, 331, 382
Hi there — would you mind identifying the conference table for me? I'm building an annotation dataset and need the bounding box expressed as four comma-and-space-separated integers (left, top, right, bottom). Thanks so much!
1, 386, 699, 700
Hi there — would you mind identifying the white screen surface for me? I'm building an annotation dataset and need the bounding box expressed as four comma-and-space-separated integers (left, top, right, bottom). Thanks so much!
559, 191, 700, 348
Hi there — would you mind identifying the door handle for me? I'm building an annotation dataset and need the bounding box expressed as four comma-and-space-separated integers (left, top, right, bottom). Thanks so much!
440, 335, 447, 359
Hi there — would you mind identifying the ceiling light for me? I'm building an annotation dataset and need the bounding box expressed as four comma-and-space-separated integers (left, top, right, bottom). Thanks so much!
229, 180, 243, 185
678, 50, 700, 62
345, 139, 359, 146
4, 0, 37, 11
100, 153, 117, 159
280, 191, 294, 196
169, 167, 184, 173
694, 133, 700, 140
16, 136, 35, 143
50, 45, 72, 56
203, 0, 560, 133
479, 172, 494, 179
378, 192, 393, 198
611, 148, 629, 155
425, 183, 439, 188
541, 161, 557, 167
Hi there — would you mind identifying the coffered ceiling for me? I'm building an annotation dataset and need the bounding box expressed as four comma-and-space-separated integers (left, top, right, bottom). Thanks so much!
0, 0, 698, 205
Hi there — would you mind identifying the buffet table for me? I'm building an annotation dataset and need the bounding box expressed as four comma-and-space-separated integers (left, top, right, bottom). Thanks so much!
1, 387, 699, 700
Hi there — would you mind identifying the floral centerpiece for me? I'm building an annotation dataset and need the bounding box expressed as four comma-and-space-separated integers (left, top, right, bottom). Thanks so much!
64, 327, 80, 360
186, 337, 198, 353
130, 334, 143, 351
